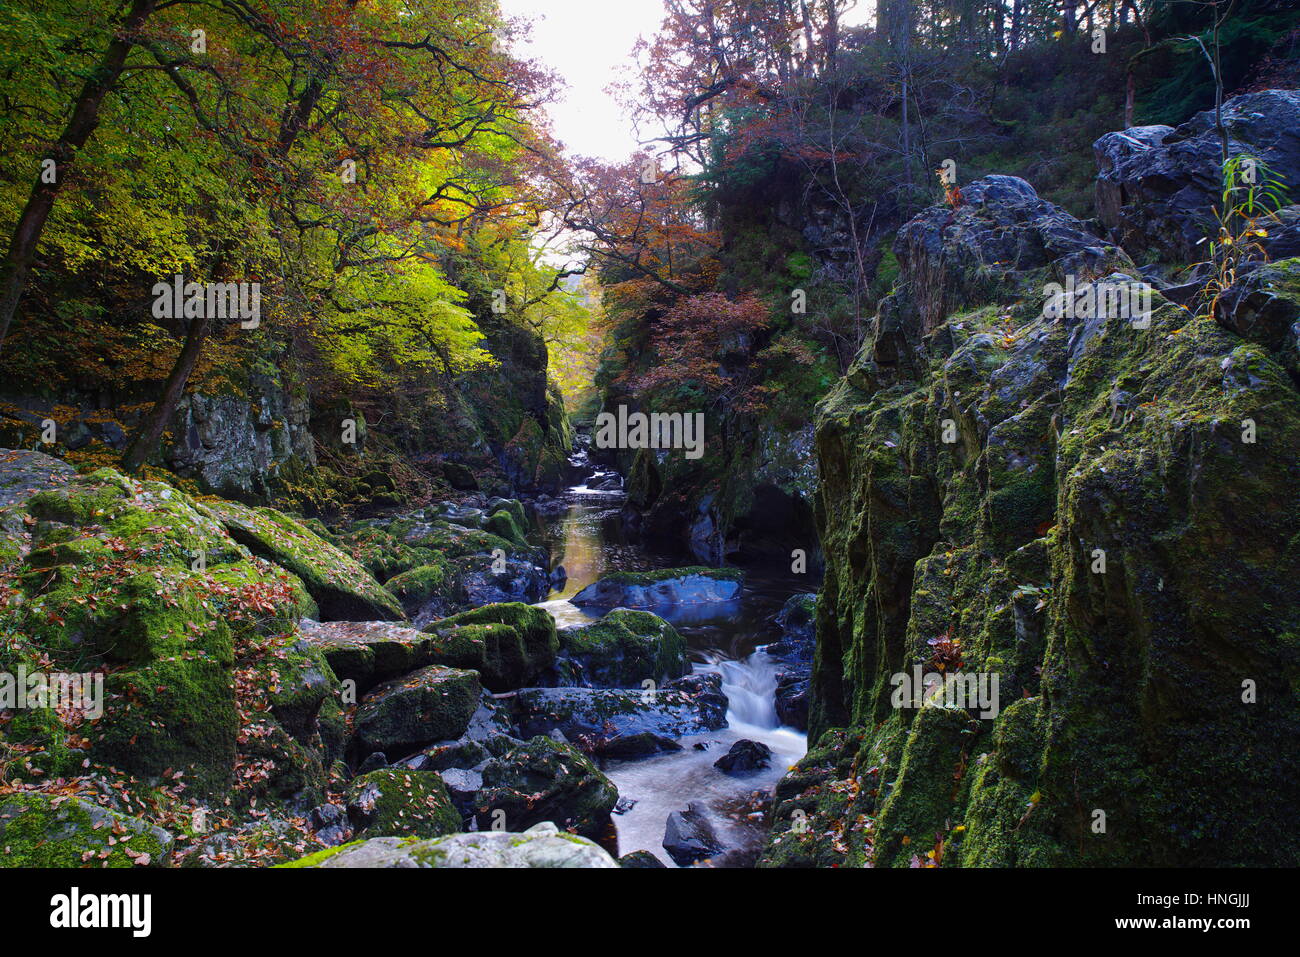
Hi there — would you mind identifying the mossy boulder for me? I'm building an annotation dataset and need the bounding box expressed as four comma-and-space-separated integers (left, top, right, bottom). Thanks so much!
299, 619, 434, 691
0, 468, 317, 792
353, 665, 482, 756
206, 499, 404, 621
570, 566, 744, 608
346, 768, 461, 839
384, 560, 453, 613
0, 793, 173, 867
472, 736, 618, 839
333, 522, 438, 582
557, 608, 689, 687
280, 821, 616, 868
424, 602, 558, 692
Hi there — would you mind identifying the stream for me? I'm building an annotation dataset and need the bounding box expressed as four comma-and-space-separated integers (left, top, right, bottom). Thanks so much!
532, 462, 809, 866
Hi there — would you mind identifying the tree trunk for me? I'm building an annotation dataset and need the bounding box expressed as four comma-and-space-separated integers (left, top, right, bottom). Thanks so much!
0, 0, 157, 358
120, 311, 214, 474
122, 52, 329, 473
822, 0, 839, 73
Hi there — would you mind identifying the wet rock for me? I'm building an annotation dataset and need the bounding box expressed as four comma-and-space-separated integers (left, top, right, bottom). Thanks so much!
284, 821, 618, 868
766, 594, 817, 732
774, 673, 811, 730
454, 555, 549, 607
663, 802, 723, 867
472, 736, 618, 839
555, 608, 689, 688
511, 673, 728, 747
593, 732, 683, 760
664, 672, 729, 728
619, 850, 666, 868
714, 739, 773, 774
767, 593, 817, 663
571, 566, 744, 609
353, 665, 481, 756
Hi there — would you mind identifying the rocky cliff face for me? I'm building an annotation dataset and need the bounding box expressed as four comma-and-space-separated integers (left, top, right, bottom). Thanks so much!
0, 302, 568, 507
1094, 89, 1300, 264
765, 92, 1300, 867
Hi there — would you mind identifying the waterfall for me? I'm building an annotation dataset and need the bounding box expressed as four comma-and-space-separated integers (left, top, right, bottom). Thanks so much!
710, 652, 781, 728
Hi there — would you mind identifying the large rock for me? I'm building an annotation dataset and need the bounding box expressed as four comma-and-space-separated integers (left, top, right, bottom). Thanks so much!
353, 665, 481, 756
346, 768, 461, 838
283, 821, 617, 868
0, 793, 173, 867
662, 802, 723, 867
471, 736, 618, 839
0, 448, 76, 509
767, 593, 817, 731
0, 468, 326, 793
511, 673, 728, 747
889, 175, 1130, 367
1214, 257, 1300, 379
714, 739, 773, 774
342, 506, 551, 616
207, 499, 404, 621
1094, 90, 1300, 263
163, 369, 315, 500
571, 566, 744, 608
424, 602, 558, 691
299, 619, 432, 691
556, 608, 689, 687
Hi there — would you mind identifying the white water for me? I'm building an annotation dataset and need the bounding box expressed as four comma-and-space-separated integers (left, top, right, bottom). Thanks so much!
603, 652, 807, 867
533, 476, 808, 866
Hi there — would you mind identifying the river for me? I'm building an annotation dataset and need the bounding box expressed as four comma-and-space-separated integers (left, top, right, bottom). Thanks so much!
532, 465, 809, 866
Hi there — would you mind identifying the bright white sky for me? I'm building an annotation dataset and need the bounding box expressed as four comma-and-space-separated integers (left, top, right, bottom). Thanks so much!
498, 0, 669, 163
498, 1, 875, 163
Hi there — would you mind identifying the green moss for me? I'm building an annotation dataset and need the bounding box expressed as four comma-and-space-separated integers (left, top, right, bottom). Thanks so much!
206, 499, 404, 621
597, 566, 744, 586
275, 839, 366, 868
0, 793, 172, 868
347, 768, 461, 839
384, 559, 452, 606
426, 602, 558, 691
558, 609, 688, 687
